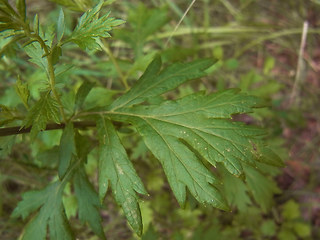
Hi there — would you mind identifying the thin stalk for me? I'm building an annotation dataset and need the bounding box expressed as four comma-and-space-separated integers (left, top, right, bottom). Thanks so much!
100, 39, 129, 90
219, 0, 240, 18
47, 51, 67, 122
165, 0, 197, 48
235, 27, 320, 57
149, 26, 271, 40
290, 21, 309, 105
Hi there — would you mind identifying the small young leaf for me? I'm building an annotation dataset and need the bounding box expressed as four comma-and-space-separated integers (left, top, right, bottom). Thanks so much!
69, 1, 125, 50
23, 92, 60, 139
33, 14, 39, 35
24, 40, 48, 73
74, 166, 105, 239
14, 76, 29, 109
16, 0, 26, 20
0, 104, 16, 127
97, 117, 148, 236
56, 8, 65, 43
0, 0, 19, 18
109, 56, 216, 110
69, 1, 124, 50
58, 122, 76, 179
51, 45, 62, 65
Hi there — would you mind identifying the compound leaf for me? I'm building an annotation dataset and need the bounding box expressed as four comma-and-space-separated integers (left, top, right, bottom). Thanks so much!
69, 1, 124, 50
74, 166, 105, 239
11, 181, 73, 240
108, 89, 283, 209
97, 117, 147, 236
23, 92, 60, 139
109, 56, 216, 110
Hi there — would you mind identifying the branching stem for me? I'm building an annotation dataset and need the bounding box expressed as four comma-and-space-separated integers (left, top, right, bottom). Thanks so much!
100, 39, 129, 90
0, 121, 96, 137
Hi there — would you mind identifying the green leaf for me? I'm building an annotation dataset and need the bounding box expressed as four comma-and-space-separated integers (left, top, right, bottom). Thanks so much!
33, 14, 39, 35
0, 104, 16, 126
50, 0, 90, 12
0, 0, 19, 18
16, 0, 26, 20
24, 41, 48, 73
282, 200, 300, 220
141, 224, 159, 240
58, 122, 76, 178
70, 1, 125, 50
244, 165, 281, 212
51, 45, 62, 65
11, 181, 73, 240
278, 229, 297, 240
56, 8, 65, 43
0, 135, 16, 157
74, 81, 95, 110
97, 117, 147, 236
23, 92, 60, 139
74, 166, 105, 239
220, 166, 251, 211
114, 3, 167, 57
108, 89, 283, 209
109, 56, 216, 110
14, 76, 29, 109
260, 219, 277, 237
293, 222, 311, 238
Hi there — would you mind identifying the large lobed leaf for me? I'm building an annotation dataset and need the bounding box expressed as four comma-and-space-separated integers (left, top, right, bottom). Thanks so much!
94, 57, 283, 232
103, 57, 284, 207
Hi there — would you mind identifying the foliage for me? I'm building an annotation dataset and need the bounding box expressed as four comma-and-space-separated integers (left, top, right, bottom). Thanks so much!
3, 0, 317, 239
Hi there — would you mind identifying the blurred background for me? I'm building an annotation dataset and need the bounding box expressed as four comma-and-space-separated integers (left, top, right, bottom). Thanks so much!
0, 0, 319, 239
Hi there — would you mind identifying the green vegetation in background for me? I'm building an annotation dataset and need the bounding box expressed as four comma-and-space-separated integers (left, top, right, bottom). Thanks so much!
1, 0, 318, 239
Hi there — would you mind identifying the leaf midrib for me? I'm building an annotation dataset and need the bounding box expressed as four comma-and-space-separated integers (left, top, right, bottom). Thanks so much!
111, 60, 209, 111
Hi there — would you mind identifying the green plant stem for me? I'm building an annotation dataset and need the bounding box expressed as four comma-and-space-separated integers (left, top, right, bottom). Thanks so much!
100, 39, 129, 90
149, 26, 271, 40
47, 52, 67, 122
21, 22, 67, 122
